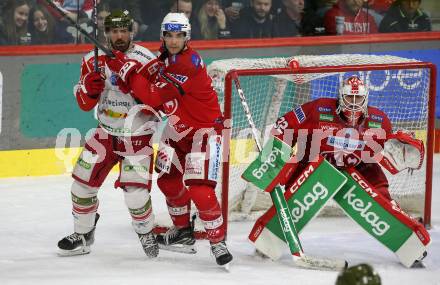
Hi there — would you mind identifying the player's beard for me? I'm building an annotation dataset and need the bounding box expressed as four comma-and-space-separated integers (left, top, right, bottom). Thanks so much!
112, 39, 130, 52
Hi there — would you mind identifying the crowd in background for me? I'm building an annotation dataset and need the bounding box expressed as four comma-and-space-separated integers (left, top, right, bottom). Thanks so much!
0, 0, 433, 46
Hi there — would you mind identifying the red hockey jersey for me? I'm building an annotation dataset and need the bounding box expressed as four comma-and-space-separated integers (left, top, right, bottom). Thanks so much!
272, 98, 392, 169
158, 46, 223, 129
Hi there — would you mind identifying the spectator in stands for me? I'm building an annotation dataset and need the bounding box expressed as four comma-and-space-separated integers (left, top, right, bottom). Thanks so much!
139, 0, 166, 27
231, 0, 274, 38
273, 0, 326, 37
140, 0, 202, 41
324, 0, 378, 35
196, 0, 231, 39
379, 0, 431, 33
312, 0, 338, 18
223, 0, 249, 22
29, 4, 73, 44
0, 0, 32, 45
81, 2, 110, 45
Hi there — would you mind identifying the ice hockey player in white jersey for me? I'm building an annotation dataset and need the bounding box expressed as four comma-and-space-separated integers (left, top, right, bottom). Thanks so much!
57, 10, 161, 258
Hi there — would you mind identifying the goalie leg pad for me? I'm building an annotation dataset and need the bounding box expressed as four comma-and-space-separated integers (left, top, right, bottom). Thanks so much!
335, 169, 430, 267
123, 186, 155, 234
248, 157, 347, 260
71, 181, 99, 234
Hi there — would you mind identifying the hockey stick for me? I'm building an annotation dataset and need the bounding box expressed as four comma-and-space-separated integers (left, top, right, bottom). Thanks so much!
92, 0, 99, 71
232, 73, 347, 271
43, 0, 114, 57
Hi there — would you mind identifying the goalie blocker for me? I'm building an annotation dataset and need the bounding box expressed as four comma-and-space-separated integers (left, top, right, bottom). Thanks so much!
248, 156, 430, 268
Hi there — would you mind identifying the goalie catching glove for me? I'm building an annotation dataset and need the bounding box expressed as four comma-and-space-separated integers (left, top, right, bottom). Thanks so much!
379, 130, 424, 174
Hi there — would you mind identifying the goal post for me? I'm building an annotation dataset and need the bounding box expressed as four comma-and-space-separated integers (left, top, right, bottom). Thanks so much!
209, 55, 437, 234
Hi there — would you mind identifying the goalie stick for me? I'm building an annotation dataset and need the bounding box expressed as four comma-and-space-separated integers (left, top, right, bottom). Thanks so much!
43, 0, 114, 57
232, 73, 347, 271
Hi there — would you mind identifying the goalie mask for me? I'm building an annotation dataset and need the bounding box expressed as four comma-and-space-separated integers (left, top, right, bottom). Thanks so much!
104, 10, 134, 51
337, 76, 368, 126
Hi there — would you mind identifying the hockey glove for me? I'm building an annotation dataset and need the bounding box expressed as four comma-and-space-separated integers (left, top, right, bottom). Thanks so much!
106, 50, 141, 83
81, 72, 105, 98
379, 130, 424, 174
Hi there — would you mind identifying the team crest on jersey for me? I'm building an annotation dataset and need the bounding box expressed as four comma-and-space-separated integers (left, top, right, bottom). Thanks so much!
327, 136, 365, 151
168, 73, 188, 84
163, 99, 178, 115
293, 106, 306, 123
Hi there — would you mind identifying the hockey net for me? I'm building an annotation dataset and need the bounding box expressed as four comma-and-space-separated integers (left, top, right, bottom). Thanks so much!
207, 54, 436, 229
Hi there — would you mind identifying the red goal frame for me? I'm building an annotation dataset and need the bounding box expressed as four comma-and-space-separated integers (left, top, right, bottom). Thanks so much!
221, 62, 437, 235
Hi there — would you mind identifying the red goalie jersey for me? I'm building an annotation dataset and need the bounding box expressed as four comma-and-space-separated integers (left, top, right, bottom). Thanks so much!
272, 97, 393, 169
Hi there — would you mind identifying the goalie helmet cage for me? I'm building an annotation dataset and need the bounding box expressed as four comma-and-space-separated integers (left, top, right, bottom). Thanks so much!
209, 54, 436, 236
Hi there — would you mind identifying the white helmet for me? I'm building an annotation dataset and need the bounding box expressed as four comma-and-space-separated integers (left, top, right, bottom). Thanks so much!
337, 76, 368, 126
160, 12, 191, 41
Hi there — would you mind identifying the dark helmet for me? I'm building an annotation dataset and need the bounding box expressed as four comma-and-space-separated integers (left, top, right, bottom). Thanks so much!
104, 9, 133, 32
336, 264, 381, 285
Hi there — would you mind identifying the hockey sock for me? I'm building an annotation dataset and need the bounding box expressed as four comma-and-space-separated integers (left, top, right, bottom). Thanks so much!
123, 186, 154, 234
71, 180, 99, 234
189, 184, 225, 243
157, 175, 191, 228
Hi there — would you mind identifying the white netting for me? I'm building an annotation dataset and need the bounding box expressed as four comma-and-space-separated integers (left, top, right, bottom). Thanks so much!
208, 54, 431, 220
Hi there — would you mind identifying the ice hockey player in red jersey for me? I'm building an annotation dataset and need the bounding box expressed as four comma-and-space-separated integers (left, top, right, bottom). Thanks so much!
272, 75, 424, 200
106, 13, 233, 266
57, 10, 160, 258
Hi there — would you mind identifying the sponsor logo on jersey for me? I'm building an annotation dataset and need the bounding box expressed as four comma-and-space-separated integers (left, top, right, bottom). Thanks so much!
293, 106, 306, 123
77, 157, 91, 169
168, 73, 188, 84
123, 165, 148, 173
368, 121, 382, 128
319, 122, 339, 131
343, 185, 390, 236
369, 114, 383, 122
319, 114, 334, 122
327, 136, 365, 151
318, 106, 332, 112
131, 49, 152, 61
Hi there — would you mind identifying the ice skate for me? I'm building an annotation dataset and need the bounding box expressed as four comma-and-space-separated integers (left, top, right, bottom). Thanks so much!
58, 213, 100, 256
210, 240, 233, 266
156, 226, 196, 254
138, 231, 159, 258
